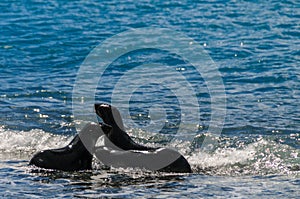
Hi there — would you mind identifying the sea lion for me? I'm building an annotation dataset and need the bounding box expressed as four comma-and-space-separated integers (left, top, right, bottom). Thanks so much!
29, 123, 108, 171
94, 103, 192, 173
29, 104, 192, 173
94, 103, 155, 151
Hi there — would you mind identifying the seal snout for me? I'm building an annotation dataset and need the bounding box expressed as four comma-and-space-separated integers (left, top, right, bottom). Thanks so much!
95, 103, 111, 117
94, 103, 110, 110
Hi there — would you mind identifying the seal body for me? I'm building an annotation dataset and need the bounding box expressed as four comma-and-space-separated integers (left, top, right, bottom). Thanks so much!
29, 104, 192, 173
95, 103, 155, 151
29, 134, 92, 171
94, 103, 192, 173
29, 123, 107, 171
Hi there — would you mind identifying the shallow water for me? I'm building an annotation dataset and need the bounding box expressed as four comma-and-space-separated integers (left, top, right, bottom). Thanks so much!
0, 0, 300, 198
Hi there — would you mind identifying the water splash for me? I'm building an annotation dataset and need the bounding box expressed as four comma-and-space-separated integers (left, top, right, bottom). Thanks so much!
118, 128, 300, 176
188, 136, 300, 176
0, 126, 70, 160
0, 125, 299, 176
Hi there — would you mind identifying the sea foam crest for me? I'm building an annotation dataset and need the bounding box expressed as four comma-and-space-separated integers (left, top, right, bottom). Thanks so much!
0, 126, 70, 159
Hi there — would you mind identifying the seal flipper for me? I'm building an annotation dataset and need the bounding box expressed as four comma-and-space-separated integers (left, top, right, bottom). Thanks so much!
29, 123, 106, 171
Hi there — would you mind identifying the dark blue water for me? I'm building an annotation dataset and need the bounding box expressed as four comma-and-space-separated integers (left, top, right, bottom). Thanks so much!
0, 0, 299, 198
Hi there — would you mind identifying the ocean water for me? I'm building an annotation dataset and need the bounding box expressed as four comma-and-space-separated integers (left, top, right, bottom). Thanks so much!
0, 0, 299, 198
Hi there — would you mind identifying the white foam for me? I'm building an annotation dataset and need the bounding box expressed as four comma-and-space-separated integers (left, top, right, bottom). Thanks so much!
0, 126, 71, 159
188, 144, 256, 168
0, 125, 299, 175
187, 137, 300, 175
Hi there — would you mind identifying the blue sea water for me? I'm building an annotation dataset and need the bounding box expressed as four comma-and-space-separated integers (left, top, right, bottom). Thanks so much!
0, 0, 299, 198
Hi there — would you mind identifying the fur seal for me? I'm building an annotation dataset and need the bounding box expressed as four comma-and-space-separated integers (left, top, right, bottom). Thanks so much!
94, 103, 156, 151
29, 104, 192, 173
29, 123, 108, 171
94, 103, 192, 173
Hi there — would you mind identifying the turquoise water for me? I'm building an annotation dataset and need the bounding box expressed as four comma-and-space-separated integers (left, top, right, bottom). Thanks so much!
0, 0, 299, 198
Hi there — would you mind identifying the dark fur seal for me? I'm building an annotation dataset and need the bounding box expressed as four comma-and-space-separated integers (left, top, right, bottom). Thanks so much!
94, 103, 192, 173
29, 104, 192, 173
29, 123, 107, 171
94, 103, 155, 151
